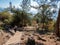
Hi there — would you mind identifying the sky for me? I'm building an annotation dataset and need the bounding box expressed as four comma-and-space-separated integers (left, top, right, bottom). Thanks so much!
0, 0, 60, 15
0, 0, 22, 8
0, 0, 60, 9
0, 0, 38, 14
0, 0, 60, 8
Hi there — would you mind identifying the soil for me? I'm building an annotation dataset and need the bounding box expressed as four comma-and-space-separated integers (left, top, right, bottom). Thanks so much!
0, 30, 60, 45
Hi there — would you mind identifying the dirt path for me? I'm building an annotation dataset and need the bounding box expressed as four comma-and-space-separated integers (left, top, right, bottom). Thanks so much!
4, 31, 23, 45
3, 31, 60, 45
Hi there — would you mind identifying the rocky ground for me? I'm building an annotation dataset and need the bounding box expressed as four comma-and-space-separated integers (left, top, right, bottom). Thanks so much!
0, 30, 60, 45
0, 30, 12, 45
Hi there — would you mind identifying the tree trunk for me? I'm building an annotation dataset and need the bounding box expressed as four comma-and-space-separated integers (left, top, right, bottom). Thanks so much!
55, 9, 60, 37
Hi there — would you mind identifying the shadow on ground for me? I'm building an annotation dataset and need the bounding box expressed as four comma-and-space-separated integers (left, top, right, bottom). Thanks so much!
3, 29, 14, 35
36, 29, 51, 35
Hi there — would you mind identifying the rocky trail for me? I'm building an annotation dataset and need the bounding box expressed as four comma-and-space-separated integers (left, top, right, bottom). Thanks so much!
3, 31, 23, 45
0, 30, 60, 45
